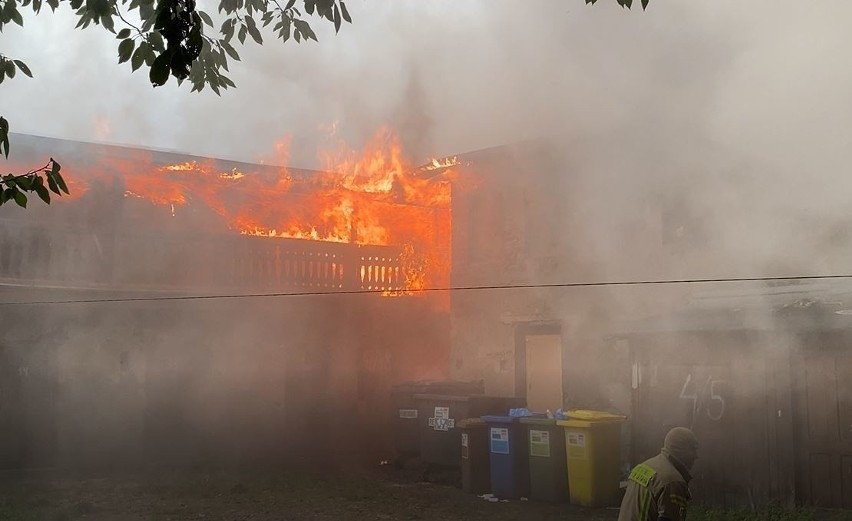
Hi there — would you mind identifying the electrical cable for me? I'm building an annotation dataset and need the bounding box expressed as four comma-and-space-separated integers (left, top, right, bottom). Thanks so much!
0, 273, 850, 306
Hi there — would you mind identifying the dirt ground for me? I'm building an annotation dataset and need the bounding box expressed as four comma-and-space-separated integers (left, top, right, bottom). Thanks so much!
0, 465, 618, 521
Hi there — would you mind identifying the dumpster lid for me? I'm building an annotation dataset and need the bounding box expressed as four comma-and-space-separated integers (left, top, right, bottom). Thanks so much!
519, 417, 558, 426
391, 380, 484, 395
413, 393, 472, 402
567, 409, 626, 422
413, 393, 513, 402
480, 415, 518, 424
458, 418, 488, 428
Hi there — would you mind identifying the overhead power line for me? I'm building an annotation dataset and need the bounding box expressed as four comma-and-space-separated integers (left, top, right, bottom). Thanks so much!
1, 273, 851, 306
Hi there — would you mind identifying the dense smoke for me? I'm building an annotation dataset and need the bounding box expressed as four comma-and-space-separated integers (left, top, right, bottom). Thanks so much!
2, 0, 852, 486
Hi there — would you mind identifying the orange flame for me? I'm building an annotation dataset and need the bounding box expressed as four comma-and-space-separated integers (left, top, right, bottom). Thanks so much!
30, 128, 455, 299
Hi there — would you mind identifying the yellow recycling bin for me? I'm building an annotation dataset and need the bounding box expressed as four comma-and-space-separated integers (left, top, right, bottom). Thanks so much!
557, 410, 626, 507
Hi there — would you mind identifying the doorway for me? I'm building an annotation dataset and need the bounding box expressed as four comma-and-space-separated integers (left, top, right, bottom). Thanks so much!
515, 324, 563, 412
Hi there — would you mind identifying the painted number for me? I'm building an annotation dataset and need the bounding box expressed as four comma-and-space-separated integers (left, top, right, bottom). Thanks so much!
679, 373, 726, 421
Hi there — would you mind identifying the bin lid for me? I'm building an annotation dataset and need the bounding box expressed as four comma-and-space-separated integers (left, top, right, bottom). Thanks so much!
566, 409, 626, 422
413, 393, 471, 402
391, 380, 484, 395
413, 393, 514, 403
457, 418, 488, 428
519, 417, 557, 426
480, 415, 517, 424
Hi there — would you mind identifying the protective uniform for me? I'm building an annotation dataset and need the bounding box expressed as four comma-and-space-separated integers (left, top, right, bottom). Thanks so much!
617, 427, 698, 521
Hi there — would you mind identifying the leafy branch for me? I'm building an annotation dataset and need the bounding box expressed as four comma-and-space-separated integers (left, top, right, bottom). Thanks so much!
0, 158, 69, 209
586, 0, 650, 9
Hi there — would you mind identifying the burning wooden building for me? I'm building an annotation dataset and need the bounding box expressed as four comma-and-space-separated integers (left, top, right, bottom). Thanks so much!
0, 132, 453, 469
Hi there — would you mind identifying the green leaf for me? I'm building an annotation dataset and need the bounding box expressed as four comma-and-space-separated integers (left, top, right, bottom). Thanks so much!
13, 60, 32, 78
293, 19, 316, 41
117, 27, 132, 39
221, 41, 240, 61
332, 3, 340, 33
149, 51, 171, 86
641, 0, 649, 8
32, 0, 42, 14
1, 188, 14, 204
35, 183, 50, 204
144, 43, 156, 66
0, 117, 9, 158
279, 18, 291, 42
247, 24, 262, 44
101, 13, 115, 32
10, 8, 24, 26
13, 189, 27, 208
198, 9, 213, 27
238, 24, 247, 44
4, 61, 16, 79
15, 176, 31, 190
118, 38, 135, 63
46, 174, 60, 195
340, 1, 350, 23
46, 0, 58, 10
53, 171, 69, 195
131, 43, 147, 71
304, 0, 315, 14
284, 0, 296, 9
148, 30, 164, 51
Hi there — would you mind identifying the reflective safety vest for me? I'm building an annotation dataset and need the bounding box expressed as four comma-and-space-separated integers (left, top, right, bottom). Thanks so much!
617, 453, 691, 521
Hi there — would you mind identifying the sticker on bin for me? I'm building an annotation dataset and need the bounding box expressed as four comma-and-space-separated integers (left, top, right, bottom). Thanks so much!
428, 407, 455, 431
398, 409, 418, 419
490, 427, 510, 454
529, 429, 551, 457
567, 432, 587, 459
461, 433, 469, 459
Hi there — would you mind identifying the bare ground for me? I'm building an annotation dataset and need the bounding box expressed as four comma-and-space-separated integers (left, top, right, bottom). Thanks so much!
0, 466, 618, 521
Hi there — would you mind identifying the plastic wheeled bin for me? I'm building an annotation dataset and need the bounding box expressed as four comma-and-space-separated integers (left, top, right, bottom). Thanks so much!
481, 415, 530, 499
557, 410, 626, 507
415, 394, 521, 467
520, 417, 569, 502
459, 418, 490, 494
391, 381, 484, 461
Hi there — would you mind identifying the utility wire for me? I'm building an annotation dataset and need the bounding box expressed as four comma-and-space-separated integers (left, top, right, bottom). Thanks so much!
1, 273, 852, 306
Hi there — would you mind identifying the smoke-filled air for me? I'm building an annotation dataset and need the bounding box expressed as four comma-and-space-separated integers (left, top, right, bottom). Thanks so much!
0, 1, 851, 519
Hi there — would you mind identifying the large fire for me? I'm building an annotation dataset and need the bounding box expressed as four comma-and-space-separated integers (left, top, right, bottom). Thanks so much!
7, 128, 456, 299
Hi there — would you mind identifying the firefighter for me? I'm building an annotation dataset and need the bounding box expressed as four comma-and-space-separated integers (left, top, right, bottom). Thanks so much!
617, 427, 698, 521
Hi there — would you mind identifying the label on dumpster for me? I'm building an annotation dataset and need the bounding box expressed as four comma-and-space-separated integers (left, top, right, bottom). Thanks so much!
490, 427, 510, 455
567, 432, 587, 459
428, 406, 455, 431
461, 433, 470, 459
398, 409, 418, 419
530, 429, 551, 458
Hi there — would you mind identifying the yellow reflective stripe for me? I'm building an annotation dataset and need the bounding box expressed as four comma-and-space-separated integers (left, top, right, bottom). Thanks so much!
670, 494, 689, 508
628, 463, 657, 488
638, 487, 654, 521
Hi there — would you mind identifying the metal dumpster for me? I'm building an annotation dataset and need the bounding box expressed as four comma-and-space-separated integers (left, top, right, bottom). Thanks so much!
390, 381, 484, 462
415, 394, 521, 467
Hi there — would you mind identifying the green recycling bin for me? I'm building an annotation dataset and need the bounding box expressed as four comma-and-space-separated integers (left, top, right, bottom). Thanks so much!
519, 417, 569, 502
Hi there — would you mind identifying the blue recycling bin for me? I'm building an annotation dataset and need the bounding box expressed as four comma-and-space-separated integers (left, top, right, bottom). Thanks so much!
481, 415, 530, 499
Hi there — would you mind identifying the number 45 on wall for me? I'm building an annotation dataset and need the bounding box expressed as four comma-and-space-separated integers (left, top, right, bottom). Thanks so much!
679, 373, 726, 422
